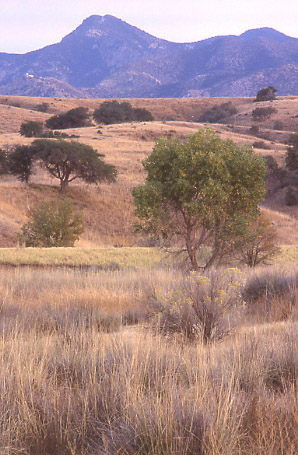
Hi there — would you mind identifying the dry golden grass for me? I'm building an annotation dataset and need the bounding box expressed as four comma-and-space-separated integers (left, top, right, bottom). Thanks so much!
0, 264, 298, 454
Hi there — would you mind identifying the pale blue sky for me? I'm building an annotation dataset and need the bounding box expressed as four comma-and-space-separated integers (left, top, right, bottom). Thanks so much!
1, 0, 297, 53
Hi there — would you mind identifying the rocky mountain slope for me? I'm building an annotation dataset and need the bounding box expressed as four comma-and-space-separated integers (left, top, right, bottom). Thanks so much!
1, 15, 298, 98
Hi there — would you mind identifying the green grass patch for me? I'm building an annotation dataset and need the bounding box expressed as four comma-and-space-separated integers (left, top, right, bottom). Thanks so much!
0, 247, 167, 269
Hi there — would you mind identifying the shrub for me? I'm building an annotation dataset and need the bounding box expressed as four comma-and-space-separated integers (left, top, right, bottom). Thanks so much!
285, 186, 298, 206
20, 121, 44, 137
252, 107, 277, 121
242, 268, 298, 304
154, 269, 244, 343
93, 101, 154, 125
253, 141, 271, 150
35, 102, 49, 113
18, 199, 84, 247
46, 107, 90, 129
249, 125, 260, 136
198, 102, 237, 123
273, 120, 284, 130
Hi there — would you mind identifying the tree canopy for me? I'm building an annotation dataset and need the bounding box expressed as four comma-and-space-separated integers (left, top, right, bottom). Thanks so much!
132, 129, 267, 270
46, 107, 90, 129
8, 145, 37, 183
31, 139, 117, 192
20, 121, 44, 138
255, 86, 277, 102
93, 101, 154, 125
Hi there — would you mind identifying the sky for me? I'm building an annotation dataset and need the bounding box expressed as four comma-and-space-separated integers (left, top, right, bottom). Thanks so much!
1, 0, 298, 54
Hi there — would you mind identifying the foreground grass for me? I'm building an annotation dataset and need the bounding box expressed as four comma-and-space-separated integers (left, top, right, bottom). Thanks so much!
1, 266, 298, 454
0, 247, 167, 268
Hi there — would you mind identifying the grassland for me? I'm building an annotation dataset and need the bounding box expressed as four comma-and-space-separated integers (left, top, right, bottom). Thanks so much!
0, 95, 298, 454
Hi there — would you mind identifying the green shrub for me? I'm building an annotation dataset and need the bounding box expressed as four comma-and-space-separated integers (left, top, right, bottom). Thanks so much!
253, 141, 271, 150
18, 200, 84, 247
254, 86, 277, 102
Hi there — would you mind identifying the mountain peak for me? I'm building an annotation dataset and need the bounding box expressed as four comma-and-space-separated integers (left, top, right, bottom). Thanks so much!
239, 27, 294, 42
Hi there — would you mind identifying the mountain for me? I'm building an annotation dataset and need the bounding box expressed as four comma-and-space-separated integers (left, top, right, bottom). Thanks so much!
1, 16, 298, 98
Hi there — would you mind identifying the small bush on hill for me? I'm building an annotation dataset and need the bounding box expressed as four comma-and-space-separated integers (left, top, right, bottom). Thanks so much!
35, 102, 49, 113
93, 101, 154, 125
20, 121, 44, 138
253, 141, 271, 150
198, 102, 237, 123
273, 120, 284, 130
46, 107, 90, 129
19, 199, 84, 247
252, 107, 277, 121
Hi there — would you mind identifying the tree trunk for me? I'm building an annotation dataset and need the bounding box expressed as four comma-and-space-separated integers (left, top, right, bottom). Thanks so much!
60, 179, 69, 193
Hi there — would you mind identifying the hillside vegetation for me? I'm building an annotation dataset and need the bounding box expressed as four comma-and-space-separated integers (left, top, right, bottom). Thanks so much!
0, 95, 297, 248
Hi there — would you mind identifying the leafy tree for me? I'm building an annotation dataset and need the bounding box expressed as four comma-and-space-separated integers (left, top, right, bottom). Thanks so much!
8, 145, 37, 183
19, 199, 84, 247
93, 101, 153, 125
230, 214, 281, 267
20, 121, 44, 138
32, 139, 117, 192
132, 129, 267, 270
255, 86, 277, 102
46, 107, 90, 129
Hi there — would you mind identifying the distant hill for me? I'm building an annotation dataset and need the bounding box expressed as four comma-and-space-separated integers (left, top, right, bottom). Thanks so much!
1, 15, 298, 98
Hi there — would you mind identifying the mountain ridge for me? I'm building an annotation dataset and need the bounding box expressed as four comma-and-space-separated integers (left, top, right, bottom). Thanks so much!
0, 15, 298, 98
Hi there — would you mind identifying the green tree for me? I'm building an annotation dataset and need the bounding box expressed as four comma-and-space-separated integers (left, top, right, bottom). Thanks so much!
46, 107, 90, 129
255, 86, 277, 102
132, 129, 267, 270
19, 199, 84, 247
8, 145, 37, 183
32, 139, 117, 192
20, 121, 44, 138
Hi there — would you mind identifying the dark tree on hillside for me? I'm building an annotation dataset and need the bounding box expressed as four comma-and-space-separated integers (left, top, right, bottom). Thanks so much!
0, 149, 8, 175
46, 107, 90, 129
254, 86, 277, 102
8, 145, 37, 183
93, 101, 153, 125
286, 133, 298, 173
20, 121, 44, 138
31, 139, 117, 192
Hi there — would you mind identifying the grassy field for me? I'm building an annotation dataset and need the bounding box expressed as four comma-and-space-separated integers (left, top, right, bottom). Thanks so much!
0, 263, 298, 454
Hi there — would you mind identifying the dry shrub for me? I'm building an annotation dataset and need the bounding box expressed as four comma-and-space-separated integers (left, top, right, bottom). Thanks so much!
243, 267, 298, 322
153, 268, 245, 342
